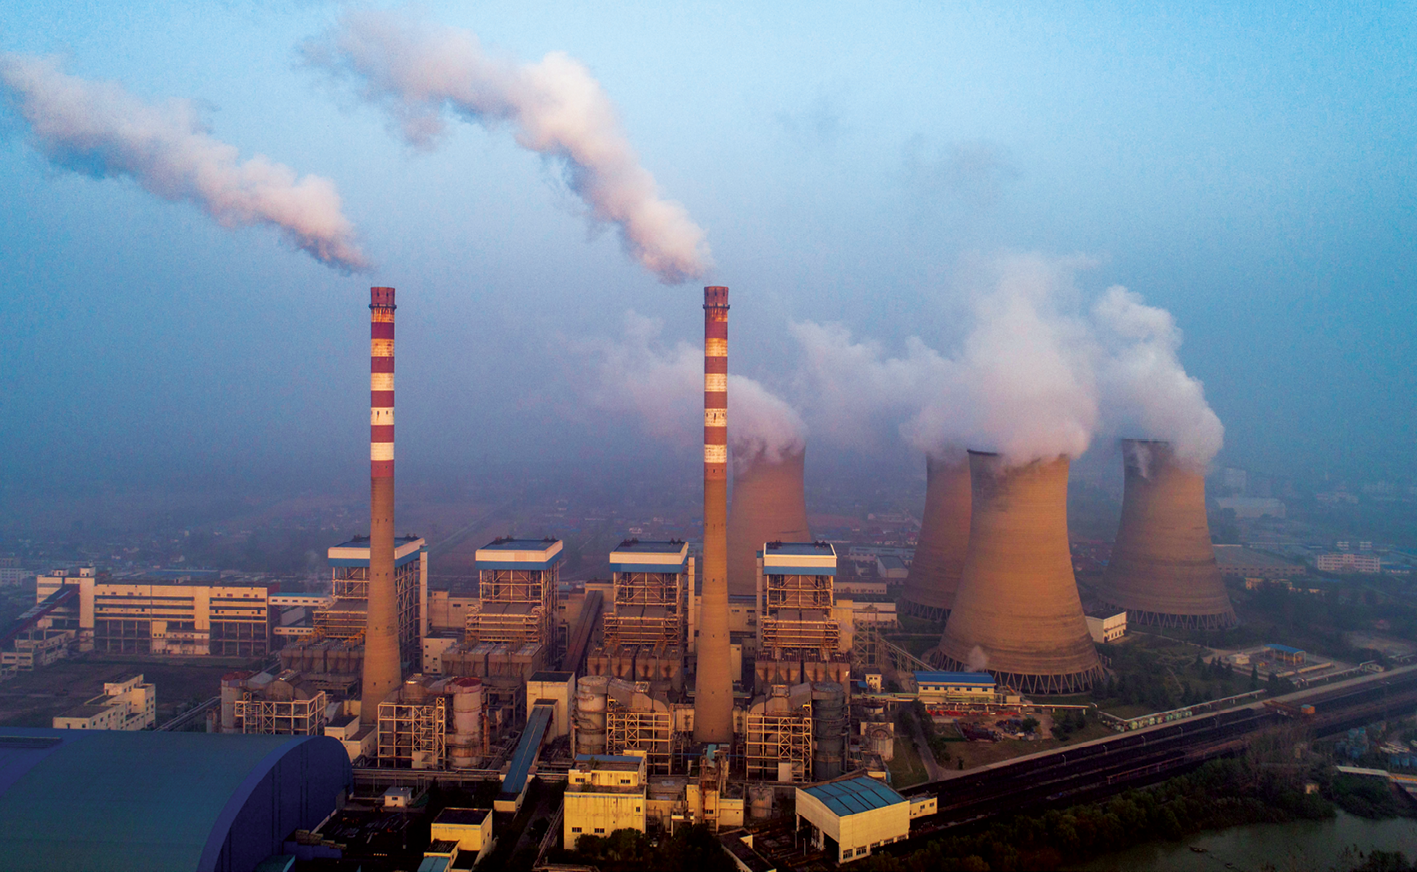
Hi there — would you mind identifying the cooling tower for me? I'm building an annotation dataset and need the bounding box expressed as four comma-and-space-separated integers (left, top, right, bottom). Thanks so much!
1095, 440, 1237, 629
727, 445, 810, 597
936, 452, 1104, 695
900, 454, 971, 622
361, 287, 402, 724
694, 286, 733, 743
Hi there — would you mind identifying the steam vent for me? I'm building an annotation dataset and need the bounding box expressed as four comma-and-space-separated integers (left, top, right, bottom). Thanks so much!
361, 286, 402, 724
694, 285, 733, 743
1095, 439, 1238, 629
727, 445, 811, 597
936, 452, 1104, 695
900, 454, 971, 622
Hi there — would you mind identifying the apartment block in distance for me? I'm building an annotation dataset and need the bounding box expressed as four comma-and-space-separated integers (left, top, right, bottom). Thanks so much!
36, 569, 277, 656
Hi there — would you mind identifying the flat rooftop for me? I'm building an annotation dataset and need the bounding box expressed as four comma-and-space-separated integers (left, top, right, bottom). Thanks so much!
329, 536, 426, 568
475, 538, 563, 569
433, 807, 490, 827
764, 542, 836, 557
574, 753, 645, 771
611, 539, 688, 555
529, 671, 573, 683
914, 671, 995, 685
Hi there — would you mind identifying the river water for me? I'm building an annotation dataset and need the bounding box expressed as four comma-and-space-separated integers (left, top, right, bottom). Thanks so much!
1073, 811, 1417, 872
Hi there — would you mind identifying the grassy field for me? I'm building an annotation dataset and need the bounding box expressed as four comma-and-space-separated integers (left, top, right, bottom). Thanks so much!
887, 735, 929, 787
950, 721, 1115, 770
0, 653, 267, 727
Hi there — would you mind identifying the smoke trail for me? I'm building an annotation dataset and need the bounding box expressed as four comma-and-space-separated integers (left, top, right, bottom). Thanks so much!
305, 11, 711, 285
577, 312, 804, 456
0, 54, 370, 272
1092, 286, 1224, 468
789, 320, 955, 449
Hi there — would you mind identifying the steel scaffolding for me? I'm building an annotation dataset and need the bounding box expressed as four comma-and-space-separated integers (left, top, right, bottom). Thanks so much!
233, 692, 328, 735
606, 703, 676, 775
744, 709, 812, 782
377, 697, 448, 769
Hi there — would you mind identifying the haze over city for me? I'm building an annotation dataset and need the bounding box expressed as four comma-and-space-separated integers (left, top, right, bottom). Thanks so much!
1, 4, 1416, 872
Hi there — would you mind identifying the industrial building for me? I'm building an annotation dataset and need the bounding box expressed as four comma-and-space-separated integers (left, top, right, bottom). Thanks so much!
912, 671, 996, 706
563, 752, 650, 849
426, 808, 493, 869
1085, 610, 1128, 644
587, 539, 691, 693
318, 535, 427, 665
754, 541, 851, 692
728, 445, 811, 598
935, 452, 1104, 695
33, 568, 276, 656
795, 775, 913, 865
901, 454, 971, 621
1094, 440, 1238, 629
0, 727, 351, 872
52, 673, 155, 730
219, 670, 328, 736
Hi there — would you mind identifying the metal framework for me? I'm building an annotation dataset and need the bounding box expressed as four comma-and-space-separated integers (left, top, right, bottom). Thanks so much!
233, 691, 328, 735
931, 649, 1103, 695
467, 566, 559, 660
759, 611, 840, 661
606, 702, 677, 775
764, 572, 833, 611
1099, 604, 1237, 631
744, 710, 812, 782
377, 697, 447, 769
319, 559, 420, 664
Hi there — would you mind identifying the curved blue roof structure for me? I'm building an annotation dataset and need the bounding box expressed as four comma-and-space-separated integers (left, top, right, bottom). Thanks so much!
0, 728, 351, 872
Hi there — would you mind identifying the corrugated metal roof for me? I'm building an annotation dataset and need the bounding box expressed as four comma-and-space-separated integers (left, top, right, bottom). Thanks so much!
499, 704, 555, 801
802, 775, 905, 816
914, 671, 994, 685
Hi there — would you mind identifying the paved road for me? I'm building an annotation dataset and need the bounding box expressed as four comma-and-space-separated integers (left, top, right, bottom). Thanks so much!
907, 711, 945, 782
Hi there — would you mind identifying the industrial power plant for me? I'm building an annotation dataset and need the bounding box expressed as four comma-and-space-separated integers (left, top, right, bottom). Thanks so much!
12, 280, 1251, 869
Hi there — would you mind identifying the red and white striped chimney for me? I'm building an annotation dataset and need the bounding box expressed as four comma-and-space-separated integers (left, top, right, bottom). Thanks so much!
361, 286, 401, 724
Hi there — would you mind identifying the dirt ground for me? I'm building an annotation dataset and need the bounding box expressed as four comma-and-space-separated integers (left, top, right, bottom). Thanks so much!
0, 653, 267, 728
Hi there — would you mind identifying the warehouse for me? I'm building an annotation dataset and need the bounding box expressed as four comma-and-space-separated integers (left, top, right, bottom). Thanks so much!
0, 727, 351, 872
795, 775, 911, 864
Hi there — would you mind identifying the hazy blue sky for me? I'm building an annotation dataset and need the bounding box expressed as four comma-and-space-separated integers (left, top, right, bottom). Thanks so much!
2, 1, 1413, 502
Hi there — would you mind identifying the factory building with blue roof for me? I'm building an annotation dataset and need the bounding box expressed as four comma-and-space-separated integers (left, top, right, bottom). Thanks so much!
795, 774, 913, 864
0, 727, 351, 872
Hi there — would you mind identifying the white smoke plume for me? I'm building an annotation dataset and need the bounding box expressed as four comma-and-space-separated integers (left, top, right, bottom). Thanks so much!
578, 312, 804, 458
305, 10, 711, 285
1092, 286, 1224, 468
790, 253, 1222, 469
0, 54, 370, 272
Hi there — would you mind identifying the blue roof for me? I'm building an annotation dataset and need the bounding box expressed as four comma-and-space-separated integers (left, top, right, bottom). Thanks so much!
1265, 643, 1305, 654
914, 671, 995, 685
499, 704, 555, 802
573, 753, 643, 764
801, 776, 905, 816
0, 728, 350, 872
612, 540, 687, 554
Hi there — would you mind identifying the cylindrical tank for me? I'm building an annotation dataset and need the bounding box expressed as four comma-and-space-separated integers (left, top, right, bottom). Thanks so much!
901, 453, 971, 621
1095, 440, 1238, 629
399, 676, 429, 704
811, 682, 846, 781
220, 671, 252, 733
937, 452, 1104, 695
728, 445, 811, 597
575, 674, 610, 755
448, 677, 484, 768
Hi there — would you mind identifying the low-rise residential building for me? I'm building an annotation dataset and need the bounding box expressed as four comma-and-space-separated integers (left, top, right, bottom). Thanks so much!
53, 674, 155, 731
563, 753, 648, 849
1316, 552, 1382, 574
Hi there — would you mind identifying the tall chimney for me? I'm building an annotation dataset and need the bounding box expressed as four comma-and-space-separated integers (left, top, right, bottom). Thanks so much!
727, 445, 811, 597
361, 286, 401, 724
936, 452, 1103, 694
1095, 440, 1237, 629
901, 453, 971, 622
695, 286, 733, 743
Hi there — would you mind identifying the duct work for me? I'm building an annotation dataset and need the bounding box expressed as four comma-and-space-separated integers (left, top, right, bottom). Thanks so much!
694, 286, 733, 743
900, 454, 971, 622
361, 287, 402, 724
727, 446, 811, 598
1095, 440, 1237, 629
935, 451, 1103, 695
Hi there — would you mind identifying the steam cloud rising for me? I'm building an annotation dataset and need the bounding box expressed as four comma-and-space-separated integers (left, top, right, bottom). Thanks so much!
792, 253, 1223, 468
578, 312, 804, 464
306, 11, 711, 285
0, 54, 370, 272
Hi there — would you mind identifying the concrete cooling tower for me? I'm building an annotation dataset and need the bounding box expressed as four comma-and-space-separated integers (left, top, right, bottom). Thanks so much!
727, 446, 811, 598
936, 452, 1104, 695
1095, 440, 1237, 630
900, 454, 971, 622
